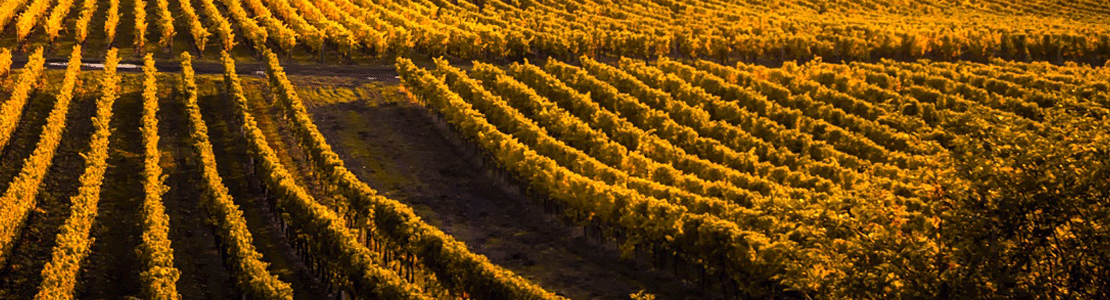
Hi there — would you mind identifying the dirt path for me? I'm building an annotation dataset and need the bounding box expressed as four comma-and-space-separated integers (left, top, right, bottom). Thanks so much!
291, 82, 707, 300
197, 78, 328, 299
77, 87, 147, 299
158, 77, 237, 300
0, 90, 97, 299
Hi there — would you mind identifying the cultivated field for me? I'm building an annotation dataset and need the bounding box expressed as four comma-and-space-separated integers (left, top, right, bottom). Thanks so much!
0, 0, 1107, 299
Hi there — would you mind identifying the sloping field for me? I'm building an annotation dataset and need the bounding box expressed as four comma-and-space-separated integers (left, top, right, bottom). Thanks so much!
0, 0, 1107, 299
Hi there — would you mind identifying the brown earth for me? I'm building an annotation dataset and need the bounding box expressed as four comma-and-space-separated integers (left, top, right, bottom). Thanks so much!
284, 78, 710, 300
155, 74, 239, 300
198, 77, 329, 299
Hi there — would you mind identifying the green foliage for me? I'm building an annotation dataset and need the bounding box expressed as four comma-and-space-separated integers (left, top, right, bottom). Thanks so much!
268, 50, 562, 300
138, 53, 182, 300
36, 47, 115, 300
0, 47, 60, 268
630, 290, 656, 300
229, 50, 432, 300
181, 52, 294, 300
938, 109, 1110, 298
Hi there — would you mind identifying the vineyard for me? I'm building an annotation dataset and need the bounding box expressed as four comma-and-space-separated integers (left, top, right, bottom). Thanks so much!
0, 0, 1107, 299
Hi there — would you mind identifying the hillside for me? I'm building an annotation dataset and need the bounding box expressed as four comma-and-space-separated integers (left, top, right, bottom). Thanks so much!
0, 0, 1107, 299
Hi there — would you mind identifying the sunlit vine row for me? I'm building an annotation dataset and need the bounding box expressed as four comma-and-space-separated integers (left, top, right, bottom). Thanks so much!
0, 48, 46, 155
137, 53, 182, 300
180, 52, 293, 299
35, 47, 114, 300
264, 50, 563, 300
0, 47, 71, 268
